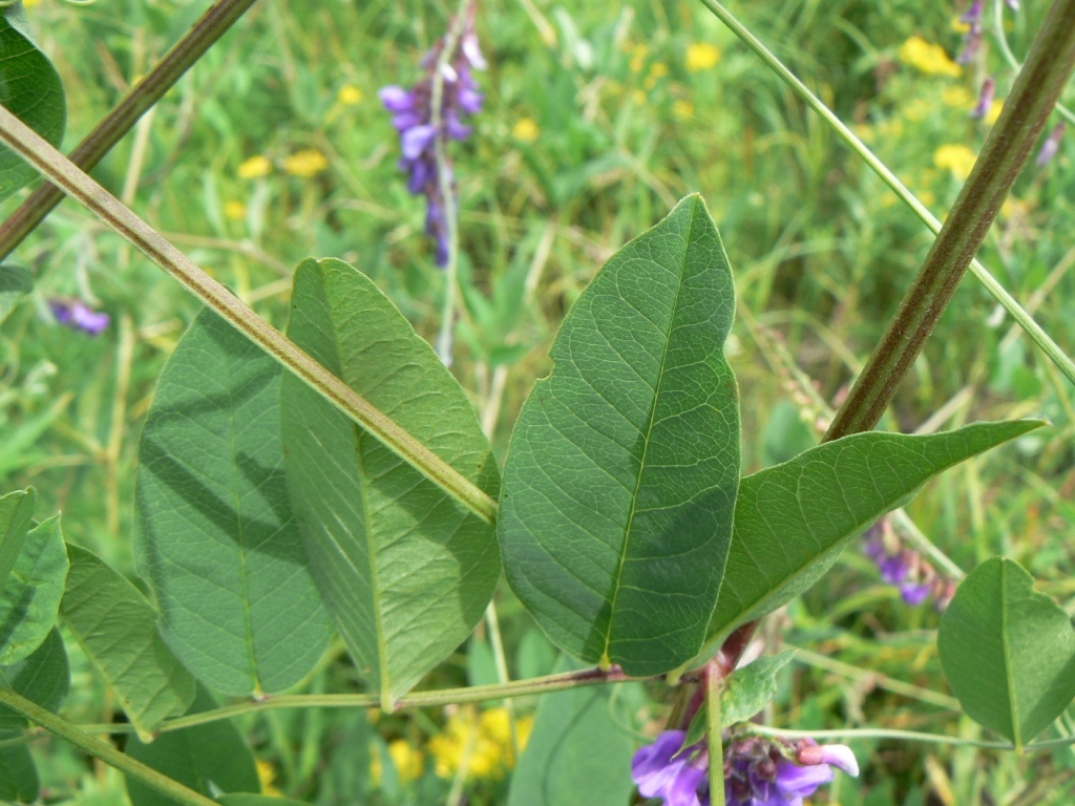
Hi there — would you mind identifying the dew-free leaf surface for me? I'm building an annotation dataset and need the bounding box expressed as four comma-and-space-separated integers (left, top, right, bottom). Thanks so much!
60, 545, 195, 740
0, 515, 67, 665
280, 258, 500, 705
706, 420, 1042, 646
499, 194, 740, 675
0, 628, 68, 731
939, 557, 1075, 748
0, 737, 37, 804
136, 309, 332, 697
0, 488, 35, 591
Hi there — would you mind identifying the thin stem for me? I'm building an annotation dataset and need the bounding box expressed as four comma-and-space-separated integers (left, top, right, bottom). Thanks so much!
0, 687, 218, 806
0, 0, 261, 261
431, 0, 473, 365
824, 0, 1075, 437
706, 663, 726, 806
993, 0, 1075, 127
697, 0, 1075, 392
0, 105, 498, 525
741, 723, 1075, 754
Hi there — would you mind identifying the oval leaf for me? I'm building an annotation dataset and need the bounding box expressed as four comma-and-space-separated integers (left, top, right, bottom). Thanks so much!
59, 545, 195, 740
0, 628, 69, 731
280, 258, 501, 705
0, 9, 65, 201
706, 420, 1043, 646
0, 737, 37, 804
0, 487, 35, 589
499, 194, 741, 675
0, 514, 67, 665
939, 557, 1075, 747
135, 308, 332, 696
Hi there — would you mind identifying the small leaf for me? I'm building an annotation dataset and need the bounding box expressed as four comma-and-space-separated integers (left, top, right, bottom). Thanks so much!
125, 686, 259, 806
0, 488, 35, 589
721, 651, 796, 727
0, 265, 32, 326
499, 195, 741, 676
0, 514, 67, 665
0, 628, 69, 731
59, 545, 195, 740
0, 9, 65, 202
135, 309, 332, 697
0, 735, 37, 804
939, 557, 1075, 747
507, 656, 639, 806
280, 258, 500, 704
708, 420, 1043, 644
218, 796, 309, 806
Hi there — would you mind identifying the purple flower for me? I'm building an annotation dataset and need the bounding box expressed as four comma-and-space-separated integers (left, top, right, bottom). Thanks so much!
864, 519, 950, 608
49, 299, 109, 335
961, 0, 983, 24
957, 27, 982, 64
632, 731, 707, 806
379, 10, 485, 267
1036, 121, 1064, 167
971, 77, 995, 119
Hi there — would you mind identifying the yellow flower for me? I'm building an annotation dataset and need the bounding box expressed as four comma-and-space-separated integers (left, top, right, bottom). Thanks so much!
629, 43, 648, 73
224, 201, 247, 220
984, 100, 1003, 125
950, 16, 971, 34
632, 89, 647, 105
934, 144, 977, 180
941, 86, 974, 109
238, 155, 272, 179
370, 740, 424, 786
429, 708, 534, 781
898, 36, 961, 77
649, 62, 670, 79
685, 42, 721, 72
23, 0, 41, 6
337, 84, 363, 105
256, 760, 283, 797
512, 117, 540, 143
901, 97, 932, 122
283, 149, 329, 178
672, 99, 694, 120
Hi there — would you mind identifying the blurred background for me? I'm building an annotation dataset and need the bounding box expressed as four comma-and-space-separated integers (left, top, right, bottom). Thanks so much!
2, 0, 1074, 802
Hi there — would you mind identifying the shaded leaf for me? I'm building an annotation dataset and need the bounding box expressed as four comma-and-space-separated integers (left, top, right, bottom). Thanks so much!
280, 258, 500, 704
0, 265, 32, 325
939, 557, 1075, 747
721, 651, 795, 727
0, 514, 67, 664
125, 686, 258, 806
0, 735, 36, 804
507, 656, 638, 806
0, 488, 35, 590
135, 309, 332, 697
0, 10, 65, 202
0, 628, 68, 731
59, 545, 195, 740
707, 420, 1043, 644
499, 195, 740, 675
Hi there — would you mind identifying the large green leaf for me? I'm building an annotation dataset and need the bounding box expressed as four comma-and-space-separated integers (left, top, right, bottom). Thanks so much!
0, 488, 35, 590
0, 737, 37, 804
498, 195, 740, 675
59, 545, 195, 740
706, 420, 1042, 645
280, 258, 500, 705
507, 656, 639, 806
0, 514, 67, 665
0, 9, 65, 202
125, 686, 259, 806
135, 309, 332, 697
0, 628, 69, 731
939, 557, 1075, 748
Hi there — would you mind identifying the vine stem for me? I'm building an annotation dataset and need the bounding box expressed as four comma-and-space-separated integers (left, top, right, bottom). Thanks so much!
0, 104, 498, 526
0, 0, 261, 261
697, 0, 1075, 395
740, 723, 1075, 754
0, 687, 218, 806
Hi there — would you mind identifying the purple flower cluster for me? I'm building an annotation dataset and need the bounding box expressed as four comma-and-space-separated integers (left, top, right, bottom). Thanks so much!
632, 731, 858, 806
958, 1, 984, 64
379, 14, 485, 266
1037, 121, 1065, 167
49, 298, 109, 335
863, 519, 955, 609
970, 77, 995, 119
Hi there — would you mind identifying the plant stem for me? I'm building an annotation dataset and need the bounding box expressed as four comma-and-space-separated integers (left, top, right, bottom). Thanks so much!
431, 0, 473, 365
707, 663, 726, 806
0, 687, 218, 806
826, 0, 1075, 437
0, 104, 499, 526
0, 0, 260, 261
697, 0, 1075, 392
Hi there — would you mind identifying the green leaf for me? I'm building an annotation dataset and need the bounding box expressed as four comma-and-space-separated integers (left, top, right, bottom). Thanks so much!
125, 686, 259, 806
499, 195, 741, 675
0, 735, 37, 804
0, 488, 35, 590
59, 545, 195, 740
135, 309, 333, 697
0, 266, 32, 326
0, 9, 65, 202
0, 514, 67, 665
218, 796, 308, 806
280, 258, 500, 705
707, 420, 1043, 644
721, 650, 796, 727
938, 557, 1075, 748
0, 628, 69, 731
507, 656, 639, 806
